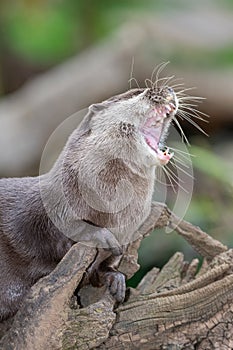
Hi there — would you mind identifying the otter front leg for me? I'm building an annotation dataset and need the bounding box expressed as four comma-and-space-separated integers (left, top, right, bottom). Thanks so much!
76, 224, 126, 302
77, 225, 125, 302
78, 225, 123, 256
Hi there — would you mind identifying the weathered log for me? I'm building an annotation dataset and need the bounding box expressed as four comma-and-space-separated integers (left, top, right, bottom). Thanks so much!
0, 201, 232, 350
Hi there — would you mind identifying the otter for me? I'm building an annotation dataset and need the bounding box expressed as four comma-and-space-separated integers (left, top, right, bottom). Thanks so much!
0, 86, 178, 321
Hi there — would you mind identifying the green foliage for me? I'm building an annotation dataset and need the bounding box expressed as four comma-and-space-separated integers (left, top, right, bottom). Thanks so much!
191, 145, 233, 186
0, 0, 211, 67
187, 144, 233, 245
3, 2, 79, 64
2, 0, 233, 68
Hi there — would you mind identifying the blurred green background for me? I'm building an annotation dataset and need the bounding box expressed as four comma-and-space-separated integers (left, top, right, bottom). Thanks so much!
0, 0, 233, 286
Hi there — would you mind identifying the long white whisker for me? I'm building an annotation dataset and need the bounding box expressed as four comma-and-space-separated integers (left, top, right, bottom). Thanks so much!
156, 167, 175, 189
155, 75, 174, 88
151, 62, 168, 85
170, 83, 186, 90
172, 117, 190, 145
176, 87, 197, 94
178, 108, 209, 123
179, 105, 210, 119
178, 96, 206, 101
129, 57, 134, 90
129, 57, 138, 89
160, 166, 177, 193
169, 160, 194, 179
177, 111, 208, 135
128, 77, 140, 89
179, 102, 199, 108
158, 76, 184, 92
171, 154, 190, 168
164, 165, 185, 183
163, 166, 189, 193
167, 146, 194, 156
180, 102, 207, 111
154, 61, 170, 89
160, 75, 175, 90
145, 78, 153, 88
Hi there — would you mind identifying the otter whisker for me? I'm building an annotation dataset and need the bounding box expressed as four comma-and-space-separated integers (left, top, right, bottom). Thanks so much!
178, 107, 209, 123
160, 75, 177, 90
161, 166, 189, 194
169, 82, 186, 90
156, 158, 192, 193
129, 56, 140, 89
175, 86, 197, 95
154, 75, 174, 88
164, 164, 185, 183
168, 146, 196, 160
169, 152, 194, 169
145, 78, 154, 89
150, 63, 164, 84
170, 154, 191, 169
169, 159, 194, 179
179, 105, 210, 120
128, 77, 140, 89
179, 102, 199, 107
156, 167, 177, 192
163, 165, 190, 193
160, 75, 184, 91
177, 110, 208, 136
153, 61, 170, 90
151, 61, 170, 86
172, 117, 190, 145
178, 96, 206, 102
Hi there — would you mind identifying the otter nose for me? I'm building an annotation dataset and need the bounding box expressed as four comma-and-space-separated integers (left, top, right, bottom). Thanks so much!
162, 86, 176, 103
147, 86, 176, 105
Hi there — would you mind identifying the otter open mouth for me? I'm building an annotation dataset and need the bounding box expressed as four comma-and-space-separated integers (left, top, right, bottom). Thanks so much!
141, 104, 175, 166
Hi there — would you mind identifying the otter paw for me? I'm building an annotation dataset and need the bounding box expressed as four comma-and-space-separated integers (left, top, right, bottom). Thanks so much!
94, 228, 123, 256
79, 226, 123, 256
104, 271, 126, 303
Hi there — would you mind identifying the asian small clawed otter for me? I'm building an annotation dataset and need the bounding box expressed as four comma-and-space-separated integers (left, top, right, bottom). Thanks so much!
0, 85, 178, 321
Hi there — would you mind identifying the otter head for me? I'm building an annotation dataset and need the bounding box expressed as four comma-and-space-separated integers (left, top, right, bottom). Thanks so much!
79, 86, 178, 168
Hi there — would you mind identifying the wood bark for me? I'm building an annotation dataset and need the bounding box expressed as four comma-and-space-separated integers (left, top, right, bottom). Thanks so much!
0, 201, 232, 350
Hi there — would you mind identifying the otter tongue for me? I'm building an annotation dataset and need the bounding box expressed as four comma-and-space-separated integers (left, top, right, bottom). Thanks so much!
144, 134, 159, 151
142, 126, 161, 151
142, 110, 166, 151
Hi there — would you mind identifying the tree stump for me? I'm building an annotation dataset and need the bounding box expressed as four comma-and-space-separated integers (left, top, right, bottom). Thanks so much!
0, 202, 232, 350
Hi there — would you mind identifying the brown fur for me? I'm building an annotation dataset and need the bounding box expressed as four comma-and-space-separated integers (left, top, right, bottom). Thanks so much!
0, 86, 178, 320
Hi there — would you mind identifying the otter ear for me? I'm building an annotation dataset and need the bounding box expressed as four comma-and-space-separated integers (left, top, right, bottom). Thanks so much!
78, 110, 93, 134
89, 102, 109, 113
78, 102, 109, 134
